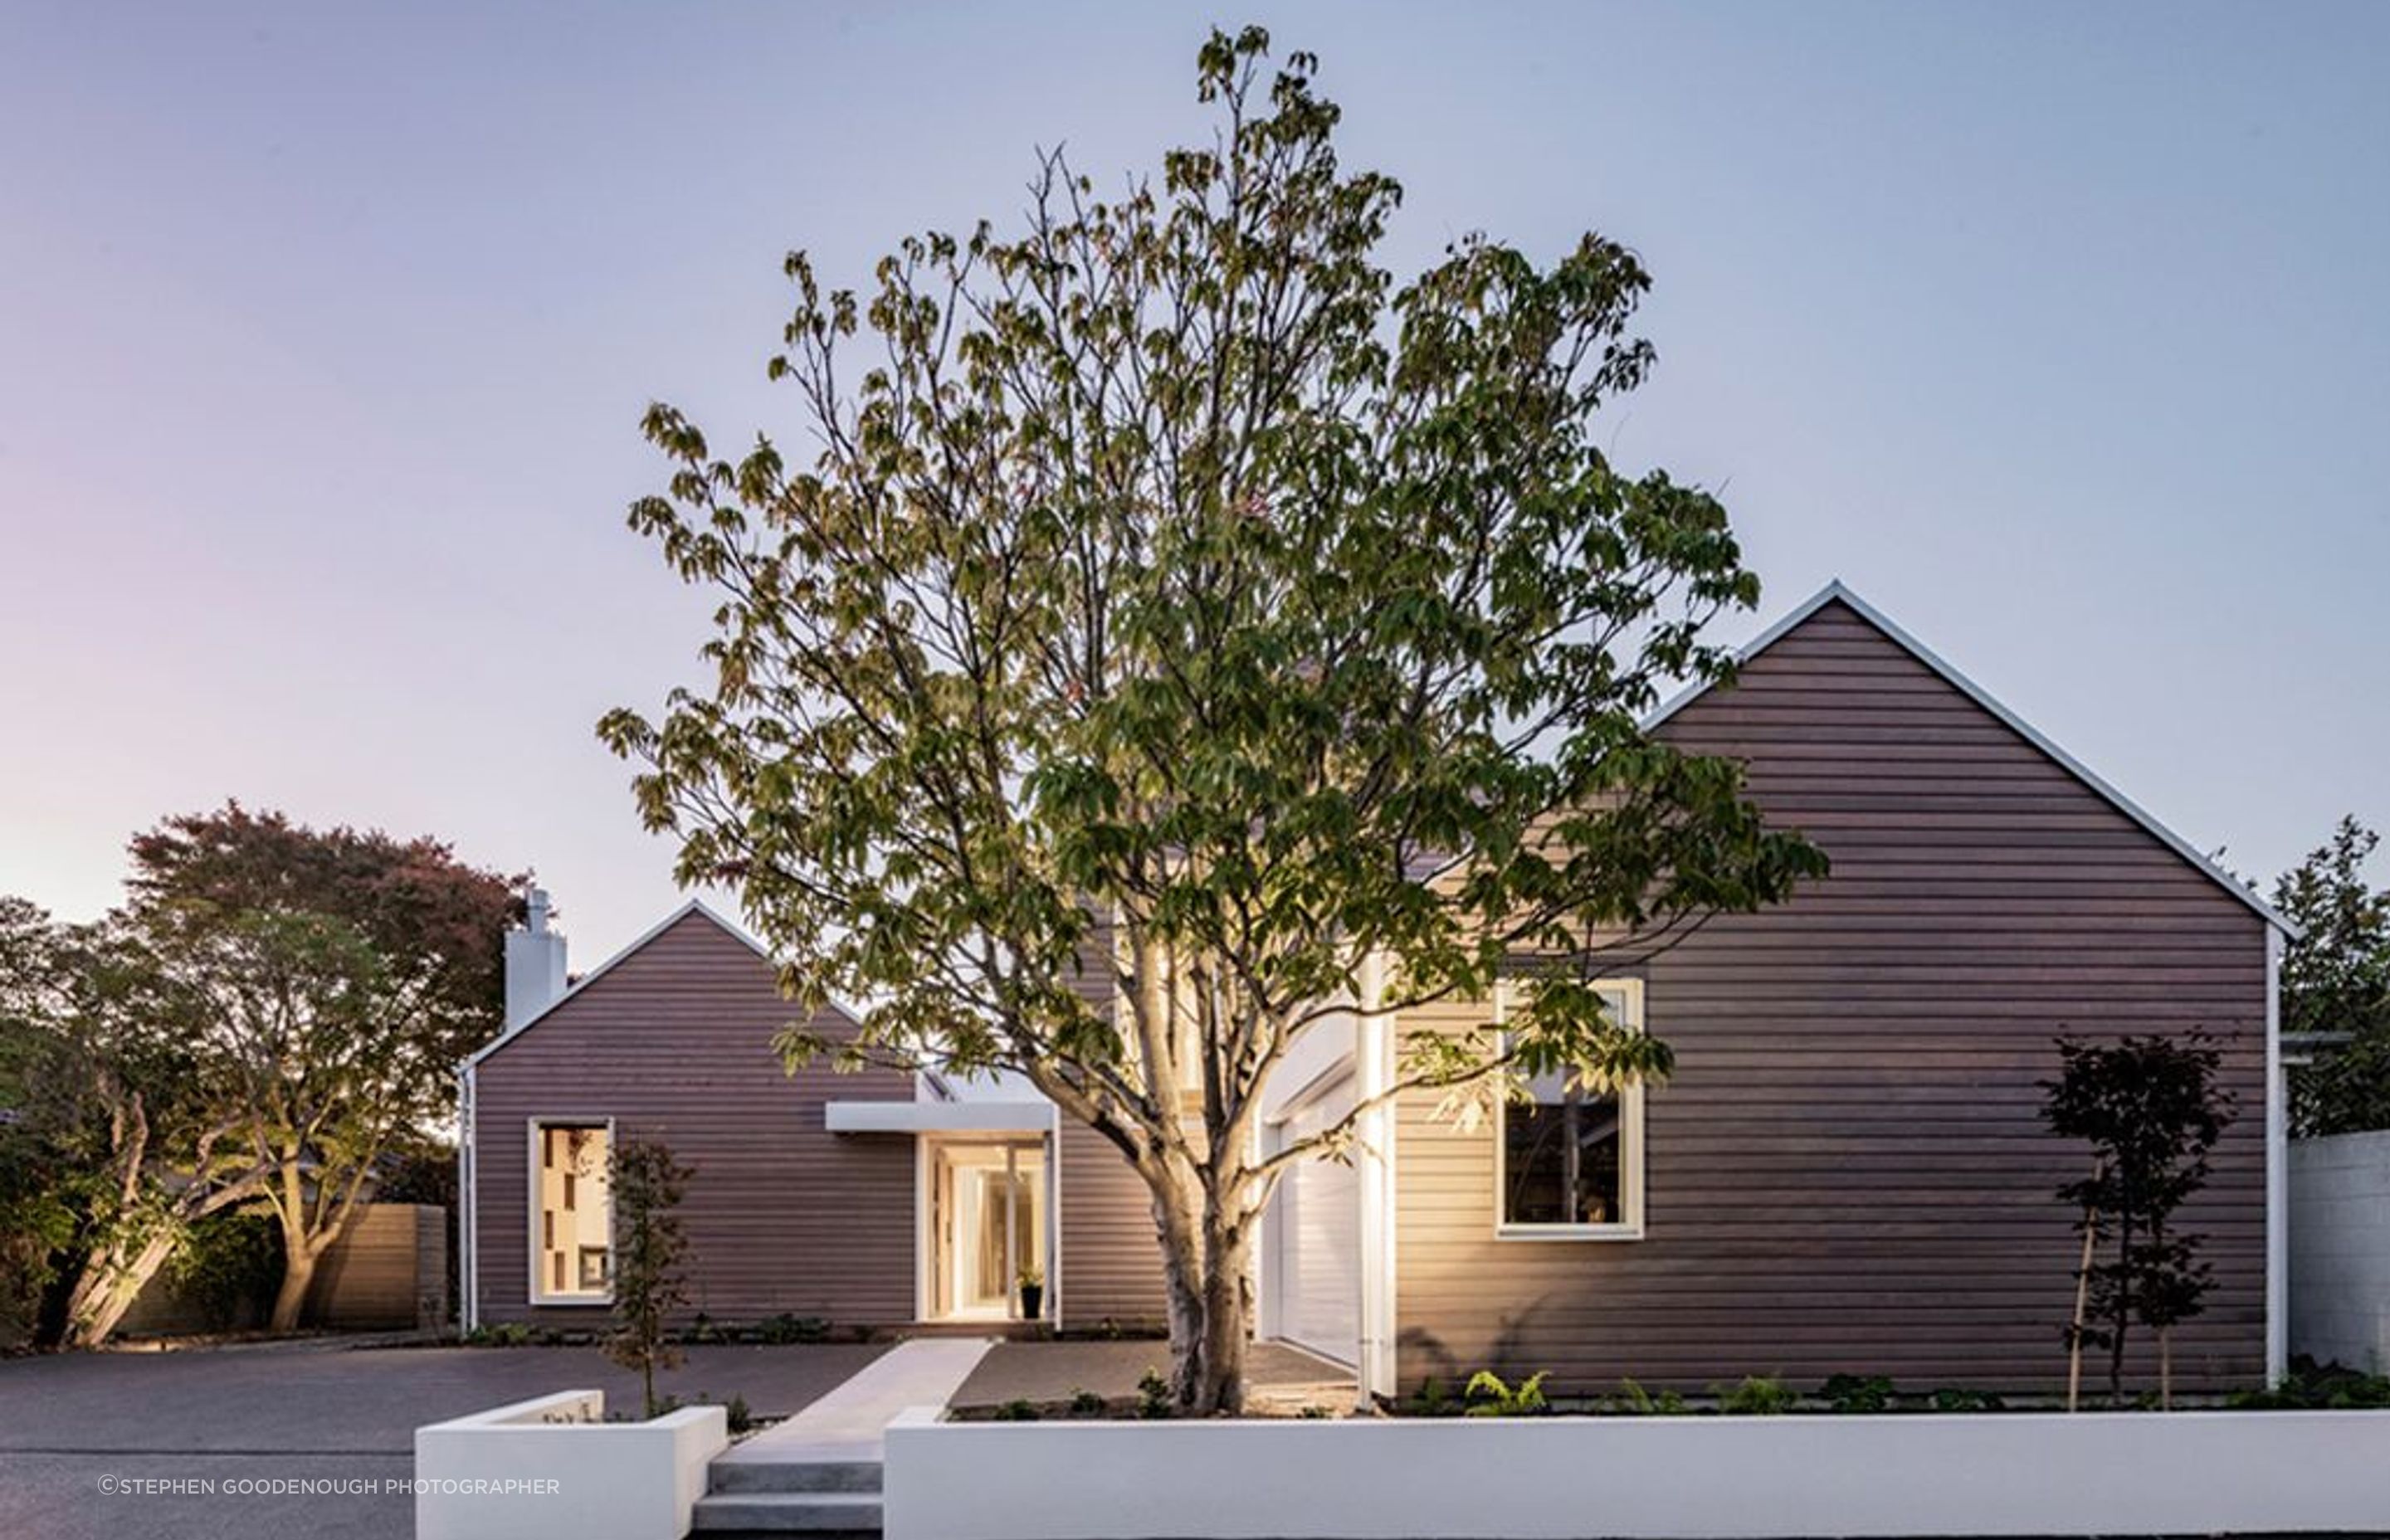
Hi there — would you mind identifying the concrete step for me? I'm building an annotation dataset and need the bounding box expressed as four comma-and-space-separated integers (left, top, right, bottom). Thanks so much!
689, 1489, 882, 1533
709, 1458, 882, 1494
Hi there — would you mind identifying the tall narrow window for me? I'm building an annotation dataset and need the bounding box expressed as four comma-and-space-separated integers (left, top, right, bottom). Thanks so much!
1495, 982, 1645, 1238
533, 1121, 612, 1301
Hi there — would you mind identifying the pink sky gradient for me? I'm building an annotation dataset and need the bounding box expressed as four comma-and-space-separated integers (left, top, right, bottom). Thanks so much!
4, 2, 2384, 960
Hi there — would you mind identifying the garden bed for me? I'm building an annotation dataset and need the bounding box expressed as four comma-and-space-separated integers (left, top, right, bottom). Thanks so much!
944, 1339, 1353, 1421
415, 1388, 727, 1540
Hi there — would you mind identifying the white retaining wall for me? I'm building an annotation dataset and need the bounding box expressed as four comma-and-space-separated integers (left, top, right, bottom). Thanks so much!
2291, 1130, 2390, 1372
415, 1389, 727, 1540
884, 1406, 2390, 1540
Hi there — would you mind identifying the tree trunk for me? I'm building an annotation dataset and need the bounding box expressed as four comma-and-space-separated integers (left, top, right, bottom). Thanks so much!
2105, 1201, 2136, 1406
2066, 1201, 2097, 1414
269, 1243, 319, 1333
61, 1229, 178, 1348
1148, 1167, 1254, 1416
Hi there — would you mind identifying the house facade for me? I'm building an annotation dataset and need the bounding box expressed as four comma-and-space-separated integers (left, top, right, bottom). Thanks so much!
461, 582, 2289, 1400
461, 897, 1167, 1335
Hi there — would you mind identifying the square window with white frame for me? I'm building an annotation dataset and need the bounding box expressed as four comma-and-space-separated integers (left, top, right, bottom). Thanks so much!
532, 1120, 612, 1302
1496, 981, 1645, 1237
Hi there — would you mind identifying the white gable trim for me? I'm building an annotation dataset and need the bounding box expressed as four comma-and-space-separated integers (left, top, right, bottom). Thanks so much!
1645, 579, 2298, 938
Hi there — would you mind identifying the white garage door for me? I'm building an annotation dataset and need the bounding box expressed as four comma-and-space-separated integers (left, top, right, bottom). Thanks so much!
1271, 1073, 1359, 1367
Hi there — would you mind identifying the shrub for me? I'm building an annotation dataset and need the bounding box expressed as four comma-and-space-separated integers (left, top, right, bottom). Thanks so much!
2228, 1357, 2390, 1411
610, 1393, 688, 1422
1714, 1375, 1797, 1416
1137, 1367, 1173, 1420
1818, 1373, 1897, 1413
465, 1321, 534, 1347
992, 1398, 1041, 1421
756, 1312, 830, 1345
1929, 1386, 2005, 1413
1607, 1377, 1689, 1416
1407, 1376, 1456, 1417
1067, 1386, 1106, 1417
1463, 1369, 1549, 1417
165, 1210, 282, 1331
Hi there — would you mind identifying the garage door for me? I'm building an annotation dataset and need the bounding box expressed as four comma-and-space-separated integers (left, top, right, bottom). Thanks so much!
1271, 1073, 1359, 1367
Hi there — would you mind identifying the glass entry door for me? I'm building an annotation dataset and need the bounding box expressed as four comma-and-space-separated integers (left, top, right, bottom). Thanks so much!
929, 1138, 1046, 1321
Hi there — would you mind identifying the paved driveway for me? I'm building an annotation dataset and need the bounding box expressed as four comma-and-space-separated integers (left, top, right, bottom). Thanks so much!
0, 1339, 887, 1540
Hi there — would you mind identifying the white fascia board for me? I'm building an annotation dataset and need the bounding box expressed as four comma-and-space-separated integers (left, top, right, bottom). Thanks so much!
1642, 579, 2300, 939
825, 1100, 1057, 1134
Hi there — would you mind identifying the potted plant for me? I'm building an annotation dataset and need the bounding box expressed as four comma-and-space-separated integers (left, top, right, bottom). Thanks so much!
1017, 1265, 1044, 1322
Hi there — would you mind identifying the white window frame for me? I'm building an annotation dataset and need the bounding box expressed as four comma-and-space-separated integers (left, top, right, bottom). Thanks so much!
1492, 978, 1646, 1242
527, 1116, 616, 1306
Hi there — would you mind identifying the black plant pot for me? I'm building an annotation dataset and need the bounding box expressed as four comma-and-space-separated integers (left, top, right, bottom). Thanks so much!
1019, 1283, 1044, 1321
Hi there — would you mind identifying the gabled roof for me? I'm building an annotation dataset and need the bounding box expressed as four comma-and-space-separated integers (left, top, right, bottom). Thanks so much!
1643, 580, 2298, 938
466, 898, 855, 1070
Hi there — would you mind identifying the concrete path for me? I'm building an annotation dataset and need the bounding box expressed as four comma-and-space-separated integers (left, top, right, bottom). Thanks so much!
718, 1338, 995, 1464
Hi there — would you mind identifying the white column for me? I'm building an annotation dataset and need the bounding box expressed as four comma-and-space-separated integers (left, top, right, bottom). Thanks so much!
1354, 950, 1397, 1406
2265, 924, 2287, 1384
456, 1066, 477, 1334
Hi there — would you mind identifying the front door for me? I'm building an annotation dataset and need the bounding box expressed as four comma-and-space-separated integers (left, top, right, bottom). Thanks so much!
927, 1138, 1047, 1321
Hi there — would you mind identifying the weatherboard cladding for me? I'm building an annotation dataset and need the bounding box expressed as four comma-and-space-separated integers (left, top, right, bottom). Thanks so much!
1056, 911, 1176, 1327
1391, 597, 2268, 1396
470, 908, 918, 1328
469, 596, 2271, 1385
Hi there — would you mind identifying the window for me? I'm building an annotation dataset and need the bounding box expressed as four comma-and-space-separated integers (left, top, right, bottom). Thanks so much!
1495, 981, 1645, 1239
532, 1120, 612, 1302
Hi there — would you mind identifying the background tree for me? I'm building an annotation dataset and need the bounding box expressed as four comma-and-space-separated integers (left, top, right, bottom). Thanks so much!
1, 899, 80, 1343
126, 803, 519, 1330
0, 899, 271, 1348
602, 27, 1822, 1411
604, 1135, 694, 1420
0, 899, 110, 1343
2273, 816, 2390, 1135
2041, 1033, 2233, 1408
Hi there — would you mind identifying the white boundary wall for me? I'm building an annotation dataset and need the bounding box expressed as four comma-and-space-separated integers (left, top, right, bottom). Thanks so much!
884, 1406, 2390, 1540
2291, 1130, 2390, 1372
415, 1389, 727, 1540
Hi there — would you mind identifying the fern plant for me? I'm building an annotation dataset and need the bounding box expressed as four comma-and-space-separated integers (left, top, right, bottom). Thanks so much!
1714, 1375, 1798, 1415
1607, 1377, 1689, 1416
1463, 1369, 1549, 1417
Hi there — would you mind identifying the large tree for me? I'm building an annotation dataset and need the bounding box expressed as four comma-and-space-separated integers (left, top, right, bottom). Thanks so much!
0, 899, 268, 1347
2275, 816, 2390, 1135
126, 804, 519, 1330
602, 28, 1823, 1411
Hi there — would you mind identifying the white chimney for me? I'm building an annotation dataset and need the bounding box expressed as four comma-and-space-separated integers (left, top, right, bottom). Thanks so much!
504, 885, 568, 1031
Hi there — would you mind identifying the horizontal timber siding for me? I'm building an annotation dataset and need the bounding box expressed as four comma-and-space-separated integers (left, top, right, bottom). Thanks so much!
471, 909, 915, 1328
1056, 911, 1173, 1328
1058, 1115, 1171, 1328
1394, 599, 2269, 1399
305, 1203, 446, 1330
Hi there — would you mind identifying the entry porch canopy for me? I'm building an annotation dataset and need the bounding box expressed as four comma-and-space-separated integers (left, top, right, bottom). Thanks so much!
824, 1100, 1054, 1136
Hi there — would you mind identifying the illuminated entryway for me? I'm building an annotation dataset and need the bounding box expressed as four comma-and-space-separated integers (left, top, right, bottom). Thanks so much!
926, 1138, 1048, 1322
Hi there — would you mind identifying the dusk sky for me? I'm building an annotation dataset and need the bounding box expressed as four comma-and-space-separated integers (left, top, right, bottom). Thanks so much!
3, 1, 2384, 962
